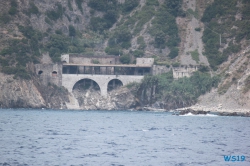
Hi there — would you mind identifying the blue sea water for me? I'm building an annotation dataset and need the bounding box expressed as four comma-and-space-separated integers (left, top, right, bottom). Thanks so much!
0, 109, 249, 166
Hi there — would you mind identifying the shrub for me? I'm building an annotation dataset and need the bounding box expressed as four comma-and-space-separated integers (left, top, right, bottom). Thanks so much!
45, 17, 53, 25
154, 31, 166, 48
137, 71, 220, 109
137, 36, 146, 50
105, 47, 120, 55
69, 25, 76, 36
146, 0, 159, 6
46, 3, 64, 21
68, 0, 73, 11
91, 59, 100, 64
133, 50, 144, 57
0, 13, 11, 24
195, 27, 201, 31
8, 7, 18, 15
123, 0, 139, 12
190, 49, 199, 63
168, 47, 179, 59
25, 3, 40, 16
75, 0, 84, 13
165, 0, 184, 17
120, 54, 130, 64
88, 0, 117, 12
149, 5, 180, 49
172, 62, 180, 67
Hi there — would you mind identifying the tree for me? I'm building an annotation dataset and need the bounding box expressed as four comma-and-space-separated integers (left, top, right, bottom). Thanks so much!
120, 55, 130, 64
69, 25, 76, 37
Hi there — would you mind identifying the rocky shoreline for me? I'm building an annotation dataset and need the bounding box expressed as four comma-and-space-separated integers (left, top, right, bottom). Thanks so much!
175, 105, 250, 117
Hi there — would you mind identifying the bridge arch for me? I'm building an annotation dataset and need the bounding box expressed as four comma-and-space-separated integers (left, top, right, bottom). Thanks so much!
73, 78, 101, 91
108, 79, 123, 91
62, 75, 144, 97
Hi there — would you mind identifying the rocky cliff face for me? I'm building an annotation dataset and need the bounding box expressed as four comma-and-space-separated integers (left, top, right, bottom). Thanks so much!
0, 73, 69, 109
0, 73, 46, 108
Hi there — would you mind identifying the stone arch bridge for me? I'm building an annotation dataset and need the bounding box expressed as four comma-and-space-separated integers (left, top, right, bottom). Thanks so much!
62, 74, 143, 97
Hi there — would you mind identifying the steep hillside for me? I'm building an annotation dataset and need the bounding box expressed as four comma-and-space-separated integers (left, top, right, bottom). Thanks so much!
190, 0, 250, 111
0, 0, 249, 111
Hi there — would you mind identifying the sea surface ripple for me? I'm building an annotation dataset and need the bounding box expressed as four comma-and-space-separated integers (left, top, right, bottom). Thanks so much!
0, 109, 249, 166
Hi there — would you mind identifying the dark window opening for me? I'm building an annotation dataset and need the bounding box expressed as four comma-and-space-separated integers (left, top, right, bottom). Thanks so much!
52, 71, 58, 77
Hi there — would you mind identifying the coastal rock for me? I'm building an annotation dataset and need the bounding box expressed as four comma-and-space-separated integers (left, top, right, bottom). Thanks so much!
73, 86, 137, 110
177, 108, 210, 115
218, 112, 250, 117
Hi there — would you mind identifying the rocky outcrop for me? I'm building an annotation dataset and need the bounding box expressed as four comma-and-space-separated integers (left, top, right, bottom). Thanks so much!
0, 73, 45, 108
0, 73, 69, 109
73, 86, 137, 110
177, 108, 210, 116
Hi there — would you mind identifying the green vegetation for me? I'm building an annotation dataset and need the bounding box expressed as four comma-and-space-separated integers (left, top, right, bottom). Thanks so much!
120, 54, 130, 64
122, 0, 139, 13
190, 50, 199, 63
195, 27, 201, 32
148, 1, 181, 56
133, 5, 155, 35
146, 0, 159, 6
0, 25, 43, 79
201, 0, 250, 70
91, 59, 100, 64
138, 71, 220, 109
105, 47, 120, 56
137, 36, 146, 50
88, 0, 119, 32
45, 17, 52, 26
168, 48, 179, 59
187, 8, 199, 19
45, 33, 86, 62
68, 0, 73, 11
105, 28, 132, 55
25, 2, 39, 16
0, 13, 11, 24
75, 0, 84, 14
46, 3, 64, 21
69, 25, 76, 36
8, 0, 18, 15
243, 76, 250, 93
132, 50, 144, 57
217, 81, 232, 95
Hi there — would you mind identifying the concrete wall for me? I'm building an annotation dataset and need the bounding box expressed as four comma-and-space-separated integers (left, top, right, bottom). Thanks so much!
62, 74, 143, 97
136, 58, 154, 65
35, 64, 62, 86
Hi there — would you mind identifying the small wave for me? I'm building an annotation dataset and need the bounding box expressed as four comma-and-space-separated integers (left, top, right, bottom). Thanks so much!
180, 113, 218, 117
148, 127, 158, 131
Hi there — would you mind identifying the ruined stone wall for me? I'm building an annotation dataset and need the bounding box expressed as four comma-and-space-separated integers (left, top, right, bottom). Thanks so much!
136, 58, 154, 65
35, 64, 62, 86
69, 56, 118, 64
152, 65, 198, 78
152, 65, 171, 75
172, 66, 198, 79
